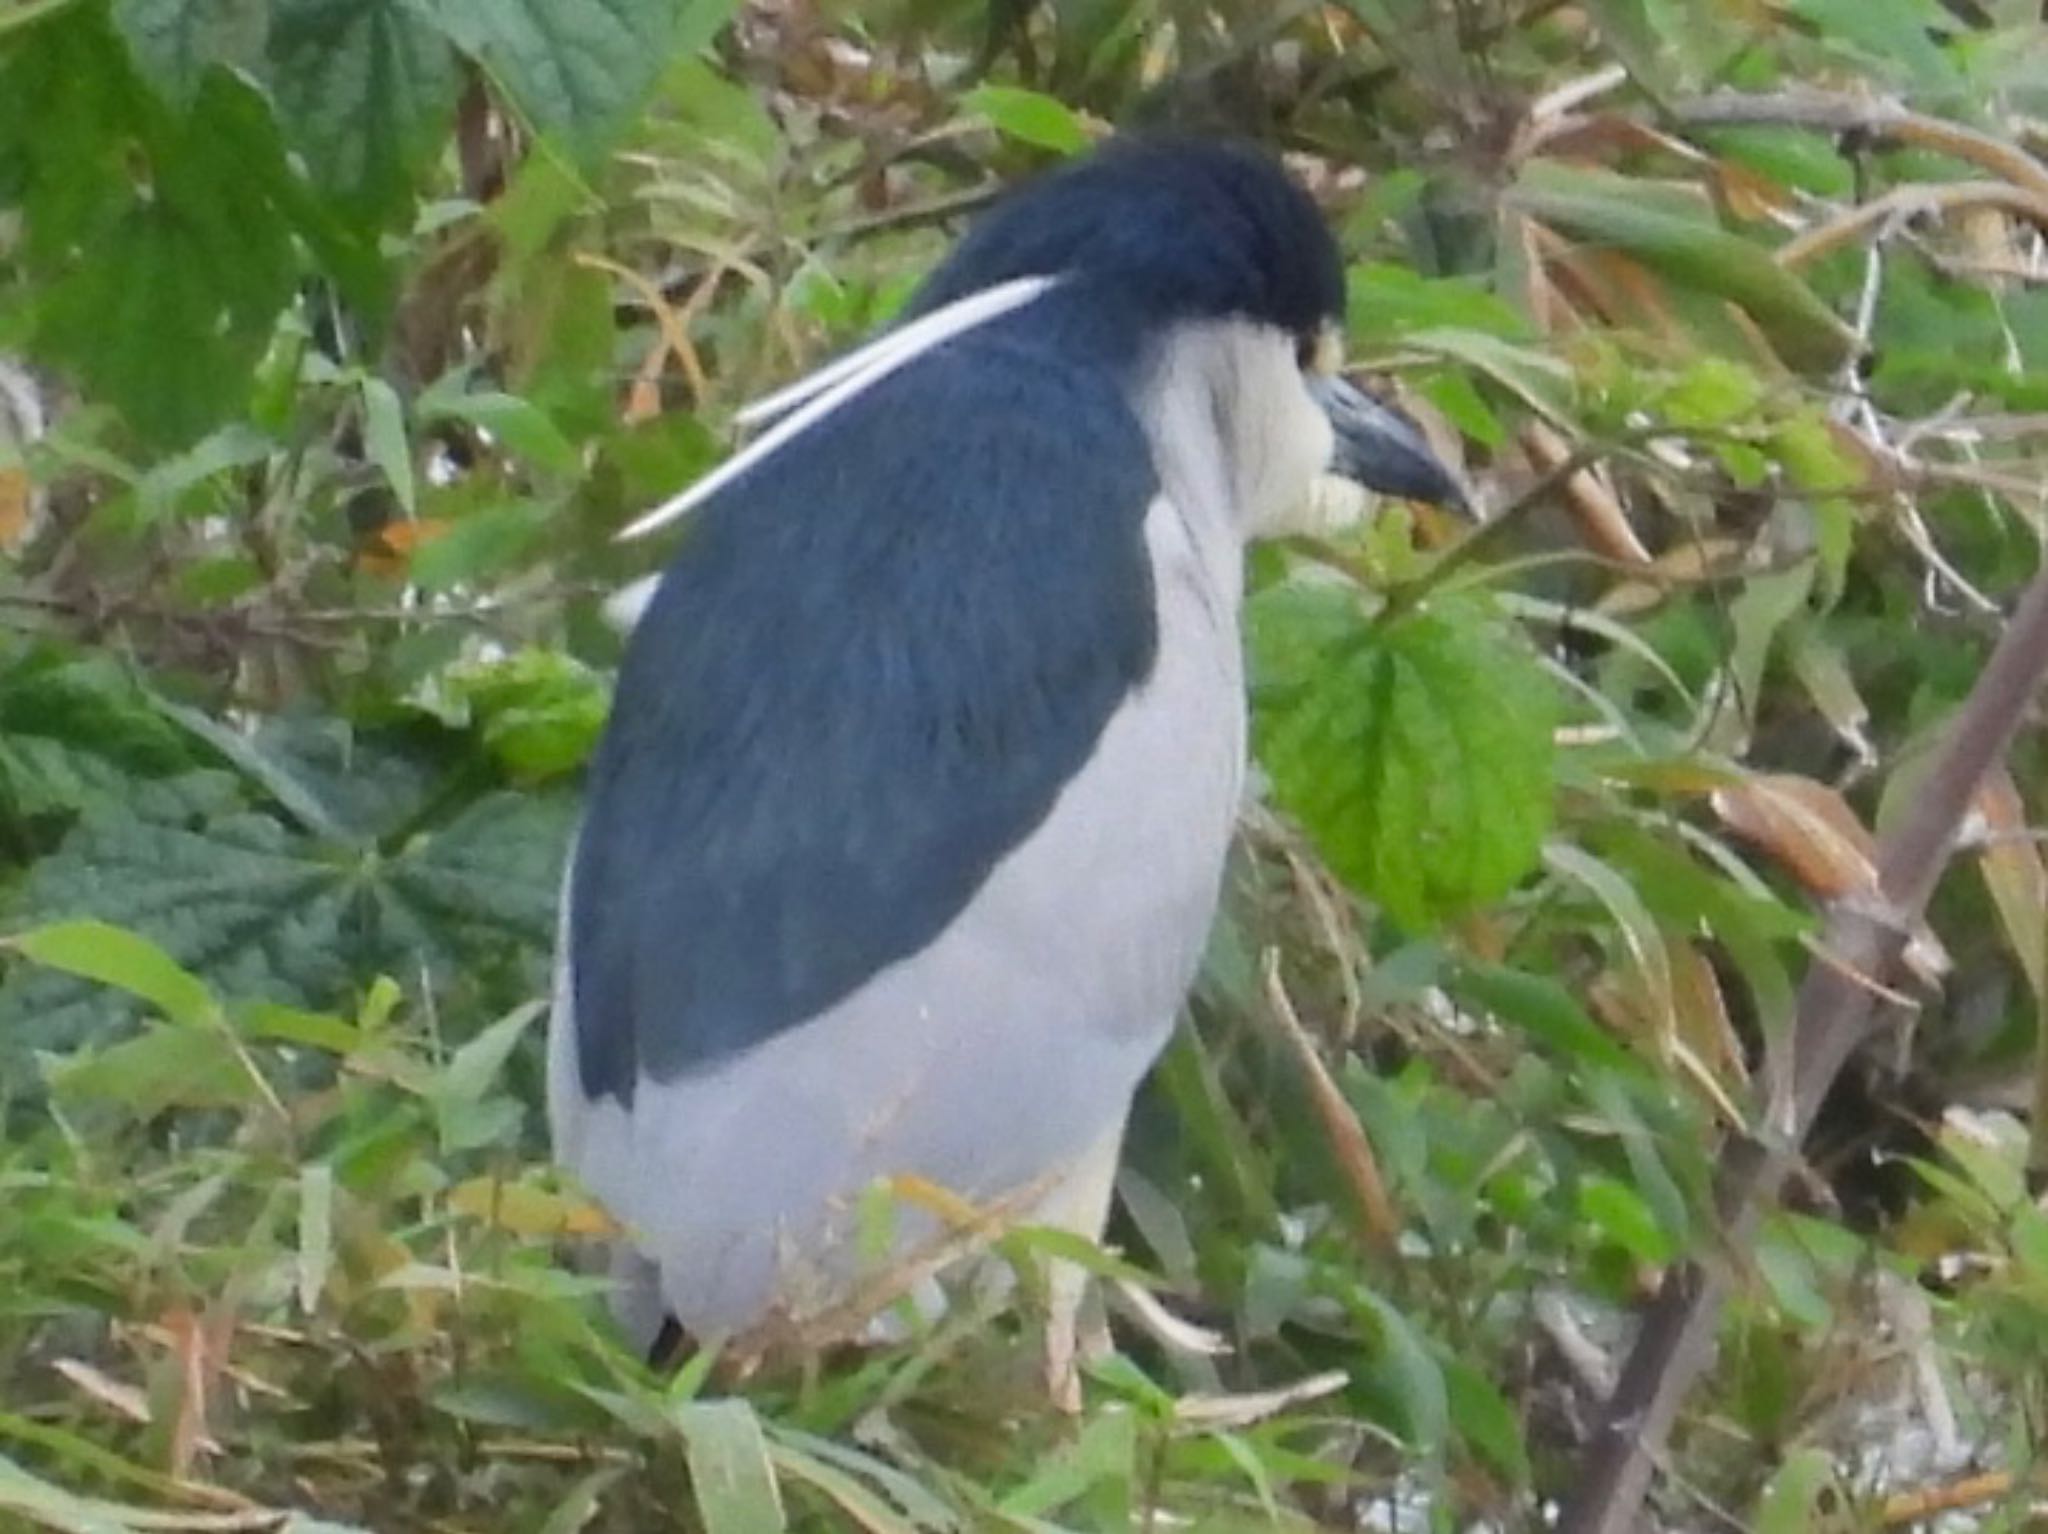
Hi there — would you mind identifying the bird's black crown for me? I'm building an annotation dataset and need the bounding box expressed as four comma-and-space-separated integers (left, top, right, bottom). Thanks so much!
905, 137, 1346, 342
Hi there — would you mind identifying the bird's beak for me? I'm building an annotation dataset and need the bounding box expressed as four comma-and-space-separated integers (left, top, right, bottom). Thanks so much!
1309, 374, 1469, 513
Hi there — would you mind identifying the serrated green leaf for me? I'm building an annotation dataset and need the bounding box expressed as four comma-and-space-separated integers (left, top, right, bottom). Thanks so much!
445, 650, 609, 780
963, 85, 1091, 154
110, 0, 267, 105
32, 87, 295, 446
1252, 592, 1555, 931
0, 649, 203, 819
0, 739, 572, 1060
264, 0, 460, 216
418, 0, 719, 151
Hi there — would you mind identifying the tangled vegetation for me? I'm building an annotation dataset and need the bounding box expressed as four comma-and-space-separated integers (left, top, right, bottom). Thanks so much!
2, 0, 2047, 1529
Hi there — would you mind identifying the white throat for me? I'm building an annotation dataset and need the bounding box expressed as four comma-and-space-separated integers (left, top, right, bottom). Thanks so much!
1131, 318, 1335, 609
1136, 320, 1334, 536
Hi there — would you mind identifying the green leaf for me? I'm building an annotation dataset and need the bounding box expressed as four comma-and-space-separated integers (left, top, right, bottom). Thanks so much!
443, 650, 609, 781
1252, 591, 1555, 931
1453, 963, 1638, 1075
999, 1408, 1135, 1518
0, 1451, 141, 1534
9, 920, 215, 1026
110, 0, 267, 104
418, 0, 722, 151
297, 1161, 333, 1312
1753, 1445, 1839, 1534
407, 502, 551, 592
133, 422, 275, 523
670, 1400, 787, 1534
962, 85, 1091, 155
0, 648, 203, 819
418, 386, 580, 475
360, 376, 416, 514
50, 1019, 253, 1116
0, 735, 572, 1060
1510, 162, 1856, 373
264, 0, 460, 216
1659, 356, 1764, 429
1401, 328, 1575, 419
26, 71, 295, 447
1347, 263, 1528, 345
1442, 1355, 1530, 1482
1578, 1173, 1676, 1264
1789, 0, 1958, 87
1361, 1290, 1448, 1454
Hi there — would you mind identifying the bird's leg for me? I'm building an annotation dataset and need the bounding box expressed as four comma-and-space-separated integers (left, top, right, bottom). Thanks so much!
1029, 1120, 1128, 1412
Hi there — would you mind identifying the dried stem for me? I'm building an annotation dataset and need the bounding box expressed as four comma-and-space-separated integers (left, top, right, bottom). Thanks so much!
1670, 90, 2048, 201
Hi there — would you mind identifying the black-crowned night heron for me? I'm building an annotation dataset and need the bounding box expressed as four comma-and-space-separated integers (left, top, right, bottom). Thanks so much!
549, 136, 1465, 1390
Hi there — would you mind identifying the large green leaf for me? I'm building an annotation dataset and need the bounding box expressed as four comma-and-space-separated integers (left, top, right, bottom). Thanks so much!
264, 0, 460, 215
417, 0, 711, 150
110, 0, 268, 104
1251, 588, 1556, 932
4, 21, 296, 446
0, 649, 203, 822
0, 721, 572, 1060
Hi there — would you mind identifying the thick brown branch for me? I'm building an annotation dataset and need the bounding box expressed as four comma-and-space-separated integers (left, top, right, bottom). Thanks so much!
1671, 90, 2048, 201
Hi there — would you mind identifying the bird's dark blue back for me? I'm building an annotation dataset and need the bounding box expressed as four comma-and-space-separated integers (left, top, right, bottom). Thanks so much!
569, 300, 1162, 1104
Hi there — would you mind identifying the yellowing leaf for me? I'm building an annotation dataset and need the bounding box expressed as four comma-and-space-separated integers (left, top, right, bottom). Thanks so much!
447, 1175, 618, 1237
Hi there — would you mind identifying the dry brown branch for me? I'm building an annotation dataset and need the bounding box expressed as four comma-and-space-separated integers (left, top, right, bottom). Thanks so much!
1260, 949, 1402, 1257
1776, 181, 2048, 269
1558, 551, 2048, 1534
1671, 90, 2048, 201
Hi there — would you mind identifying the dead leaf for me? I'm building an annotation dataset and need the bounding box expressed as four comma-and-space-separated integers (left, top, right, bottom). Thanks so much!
53, 1357, 152, 1424
1713, 772, 1950, 982
0, 464, 30, 549
1714, 772, 1878, 900
1713, 160, 1793, 222
1523, 417, 1650, 564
